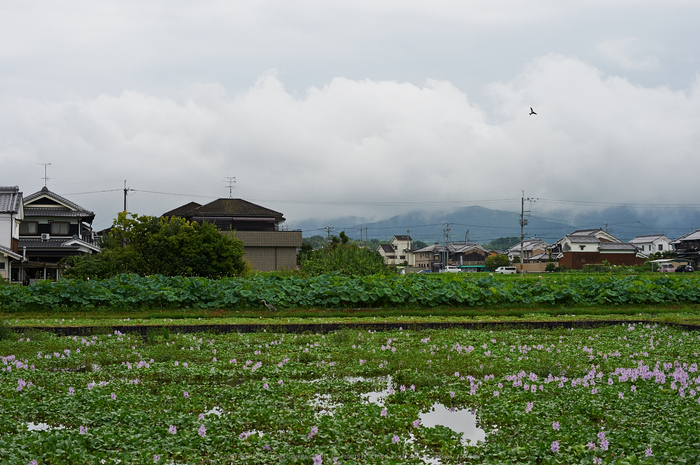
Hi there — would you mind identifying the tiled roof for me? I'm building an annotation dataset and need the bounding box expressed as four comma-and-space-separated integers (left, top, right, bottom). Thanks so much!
565, 235, 600, 243
673, 230, 700, 243
599, 243, 638, 251
162, 202, 202, 217
378, 244, 395, 253
0, 186, 22, 214
23, 187, 95, 220
629, 234, 666, 242
0, 244, 22, 260
186, 198, 284, 219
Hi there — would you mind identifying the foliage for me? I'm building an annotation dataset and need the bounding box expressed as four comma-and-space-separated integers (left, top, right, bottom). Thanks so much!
62, 213, 246, 280
481, 236, 520, 251
300, 231, 393, 277
4, 273, 700, 312
484, 254, 510, 271
545, 263, 557, 272
1, 324, 698, 463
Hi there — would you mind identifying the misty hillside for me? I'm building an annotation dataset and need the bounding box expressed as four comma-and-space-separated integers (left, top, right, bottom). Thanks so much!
288, 205, 700, 245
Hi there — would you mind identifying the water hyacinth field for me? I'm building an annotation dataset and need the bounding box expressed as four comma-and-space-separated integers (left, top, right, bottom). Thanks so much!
2, 323, 700, 464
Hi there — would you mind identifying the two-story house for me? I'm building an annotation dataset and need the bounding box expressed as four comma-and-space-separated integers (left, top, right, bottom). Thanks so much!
164, 198, 302, 272
376, 235, 413, 266
629, 234, 674, 256
0, 186, 24, 282
550, 228, 643, 269
506, 238, 549, 263
671, 230, 700, 267
19, 186, 100, 281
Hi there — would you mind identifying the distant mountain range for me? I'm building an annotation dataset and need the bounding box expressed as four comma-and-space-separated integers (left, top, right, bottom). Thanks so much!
287, 205, 700, 245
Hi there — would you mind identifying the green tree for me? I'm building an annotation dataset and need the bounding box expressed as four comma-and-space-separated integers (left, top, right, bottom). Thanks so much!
481, 237, 520, 251
299, 231, 393, 277
62, 213, 246, 279
484, 254, 510, 271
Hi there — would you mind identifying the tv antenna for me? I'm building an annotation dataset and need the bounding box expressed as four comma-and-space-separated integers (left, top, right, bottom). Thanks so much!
38, 163, 51, 187
224, 177, 236, 198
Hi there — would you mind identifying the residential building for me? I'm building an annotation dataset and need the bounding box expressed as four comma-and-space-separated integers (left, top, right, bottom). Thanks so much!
671, 230, 700, 267
412, 242, 488, 271
550, 228, 643, 269
18, 187, 100, 282
376, 235, 413, 266
629, 234, 674, 256
0, 186, 24, 282
506, 238, 549, 263
164, 198, 302, 272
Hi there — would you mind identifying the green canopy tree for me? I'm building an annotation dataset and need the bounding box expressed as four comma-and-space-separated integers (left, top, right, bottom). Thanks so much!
62, 213, 246, 279
484, 254, 510, 271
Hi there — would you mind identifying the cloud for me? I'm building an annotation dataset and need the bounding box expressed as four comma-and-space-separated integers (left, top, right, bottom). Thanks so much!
596, 37, 662, 71
2, 54, 700, 231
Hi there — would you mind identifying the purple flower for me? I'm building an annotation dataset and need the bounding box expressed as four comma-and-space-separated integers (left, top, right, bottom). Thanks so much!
198, 424, 206, 437
184, 391, 189, 398
413, 419, 420, 428
309, 425, 318, 439
68, 387, 75, 395
601, 438, 609, 451
381, 408, 387, 417
597, 431, 606, 441
198, 413, 205, 420
645, 447, 653, 457
493, 390, 499, 396
29, 461, 38, 465
263, 383, 269, 390
392, 434, 400, 444
618, 392, 624, 399
450, 391, 455, 398
593, 458, 602, 465
169, 425, 177, 434
313, 454, 323, 465
587, 441, 596, 450
79, 425, 87, 434
552, 421, 560, 431
526, 402, 533, 413
264, 445, 271, 451
153, 454, 160, 463
110, 393, 117, 401
551, 440, 559, 453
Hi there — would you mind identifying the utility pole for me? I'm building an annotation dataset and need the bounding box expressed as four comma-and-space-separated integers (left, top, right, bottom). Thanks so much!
443, 221, 451, 269
123, 180, 135, 213
38, 163, 51, 187
465, 229, 469, 243
519, 191, 537, 276
323, 225, 335, 244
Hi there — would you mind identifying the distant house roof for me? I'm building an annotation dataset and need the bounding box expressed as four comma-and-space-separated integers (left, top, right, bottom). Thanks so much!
629, 234, 667, 242
162, 202, 202, 218
599, 243, 638, 251
23, 186, 95, 222
378, 244, 395, 254
506, 239, 548, 253
392, 235, 411, 241
564, 235, 601, 243
173, 198, 285, 221
0, 186, 22, 213
673, 230, 700, 243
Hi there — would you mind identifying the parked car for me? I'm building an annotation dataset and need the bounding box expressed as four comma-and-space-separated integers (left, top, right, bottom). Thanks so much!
675, 265, 694, 272
495, 266, 517, 274
442, 265, 461, 273
657, 263, 676, 273
417, 269, 432, 273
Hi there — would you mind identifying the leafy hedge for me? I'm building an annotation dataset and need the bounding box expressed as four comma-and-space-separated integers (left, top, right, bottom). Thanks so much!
2, 273, 700, 312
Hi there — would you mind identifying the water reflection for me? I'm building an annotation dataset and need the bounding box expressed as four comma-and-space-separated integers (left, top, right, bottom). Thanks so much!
419, 404, 486, 445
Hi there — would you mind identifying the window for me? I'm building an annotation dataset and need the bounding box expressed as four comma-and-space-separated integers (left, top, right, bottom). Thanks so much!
51, 222, 70, 235
658, 244, 663, 251
19, 222, 38, 235
0, 262, 5, 270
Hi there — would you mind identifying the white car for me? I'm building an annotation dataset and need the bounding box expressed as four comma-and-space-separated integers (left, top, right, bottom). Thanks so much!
495, 266, 517, 274
443, 266, 462, 273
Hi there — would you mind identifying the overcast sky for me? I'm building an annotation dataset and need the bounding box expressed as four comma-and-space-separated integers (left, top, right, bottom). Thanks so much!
1, 0, 699, 232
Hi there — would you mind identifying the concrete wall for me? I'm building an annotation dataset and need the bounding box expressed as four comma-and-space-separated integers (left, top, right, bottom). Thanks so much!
224, 230, 302, 272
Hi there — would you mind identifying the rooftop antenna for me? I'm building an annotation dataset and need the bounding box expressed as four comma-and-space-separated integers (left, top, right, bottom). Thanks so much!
38, 163, 51, 187
224, 177, 236, 198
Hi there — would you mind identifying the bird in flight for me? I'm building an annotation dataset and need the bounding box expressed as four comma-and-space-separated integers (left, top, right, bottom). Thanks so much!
529, 107, 537, 115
